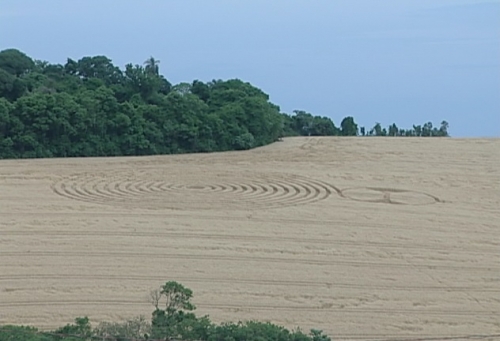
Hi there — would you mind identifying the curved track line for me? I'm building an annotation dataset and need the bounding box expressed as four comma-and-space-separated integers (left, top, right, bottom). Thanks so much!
0, 300, 497, 317
2, 230, 498, 256
1, 229, 497, 255
1, 274, 498, 292
1, 251, 496, 272
3, 210, 497, 239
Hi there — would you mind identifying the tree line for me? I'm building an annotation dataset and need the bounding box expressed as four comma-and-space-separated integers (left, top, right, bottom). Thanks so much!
0, 48, 449, 159
0, 281, 332, 341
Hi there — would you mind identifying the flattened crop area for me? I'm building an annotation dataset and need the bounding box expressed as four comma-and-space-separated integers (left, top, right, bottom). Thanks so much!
1, 137, 499, 339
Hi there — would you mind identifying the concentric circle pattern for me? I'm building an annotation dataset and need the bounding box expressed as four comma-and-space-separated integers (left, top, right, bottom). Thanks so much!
51, 170, 340, 210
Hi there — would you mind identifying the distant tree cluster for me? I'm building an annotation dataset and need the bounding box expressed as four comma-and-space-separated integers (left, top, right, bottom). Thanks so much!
0, 48, 449, 159
360, 121, 449, 137
282, 112, 449, 138
0, 281, 332, 341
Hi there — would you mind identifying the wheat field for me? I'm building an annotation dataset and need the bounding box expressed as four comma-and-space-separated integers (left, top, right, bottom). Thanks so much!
0, 137, 499, 340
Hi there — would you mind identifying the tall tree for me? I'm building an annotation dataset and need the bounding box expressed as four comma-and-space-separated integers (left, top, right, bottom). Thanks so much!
439, 120, 449, 137
388, 123, 399, 136
144, 56, 160, 76
340, 116, 358, 136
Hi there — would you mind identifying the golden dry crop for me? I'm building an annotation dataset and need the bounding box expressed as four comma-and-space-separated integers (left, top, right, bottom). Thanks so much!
1, 137, 499, 339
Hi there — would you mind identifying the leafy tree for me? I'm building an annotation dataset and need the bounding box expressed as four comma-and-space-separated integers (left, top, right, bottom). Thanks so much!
52, 317, 92, 341
0, 49, 35, 76
413, 124, 422, 136
0, 325, 55, 341
160, 281, 196, 314
0, 68, 16, 100
422, 121, 433, 137
388, 123, 399, 136
310, 329, 331, 341
291, 110, 314, 136
233, 131, 255, 150
171, 82, 192, 96
311, 116, 339, 136
73, 56, 123, 86
340, 116, 358, 136
439, 120, 449, 136
150, 281, 202, 340
368, 122, 380, 136
144, 56, 160, 76
94, 316, 151, 341
191, 80, 210, 102
206, 321, 326, 341
280, 111, 339, 137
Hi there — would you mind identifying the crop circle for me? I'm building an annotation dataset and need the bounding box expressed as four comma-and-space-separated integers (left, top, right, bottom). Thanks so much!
340, 187, 440, 205
51, 170, 340, 210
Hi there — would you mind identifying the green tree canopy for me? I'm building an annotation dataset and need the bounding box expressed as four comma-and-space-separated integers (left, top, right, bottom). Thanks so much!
0, 49, 450, 160
0, 48, 35, 76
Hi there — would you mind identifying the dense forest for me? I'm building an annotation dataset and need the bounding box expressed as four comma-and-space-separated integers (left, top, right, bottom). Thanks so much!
0, 281, 332, 341
0, 48, 449, 159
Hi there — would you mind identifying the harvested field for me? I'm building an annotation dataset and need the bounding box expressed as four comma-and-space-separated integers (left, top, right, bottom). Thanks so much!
1, 137, 499, 340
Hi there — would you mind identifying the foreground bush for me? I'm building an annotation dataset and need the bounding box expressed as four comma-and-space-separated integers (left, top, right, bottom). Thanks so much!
0, 281, 331, 341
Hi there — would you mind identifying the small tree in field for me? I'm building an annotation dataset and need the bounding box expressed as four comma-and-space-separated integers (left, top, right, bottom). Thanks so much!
151, 281, 204, 340
160, 281, 196, 315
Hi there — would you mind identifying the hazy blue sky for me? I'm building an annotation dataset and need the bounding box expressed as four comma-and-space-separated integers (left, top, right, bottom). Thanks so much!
1, 0, 499, 136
